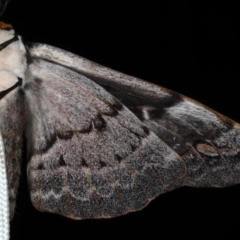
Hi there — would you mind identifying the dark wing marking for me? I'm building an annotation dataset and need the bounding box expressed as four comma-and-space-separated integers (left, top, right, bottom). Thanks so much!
25, 58, 186, 219
29, 43, 240, 192
0, 85, 25, 219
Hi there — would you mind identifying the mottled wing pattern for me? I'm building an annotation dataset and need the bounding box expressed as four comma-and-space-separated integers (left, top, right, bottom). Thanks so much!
24, 58, 186, 219
29, 43, 240, 192
0, 85, 25, 219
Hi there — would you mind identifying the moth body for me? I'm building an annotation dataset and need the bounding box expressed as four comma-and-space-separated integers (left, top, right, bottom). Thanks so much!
0, 23, 26, 218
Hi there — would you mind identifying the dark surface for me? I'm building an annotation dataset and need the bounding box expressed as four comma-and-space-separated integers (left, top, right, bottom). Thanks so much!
1, 0, 239, 239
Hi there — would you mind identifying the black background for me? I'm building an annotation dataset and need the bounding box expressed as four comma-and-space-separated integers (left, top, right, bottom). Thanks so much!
1, 0, 239, 239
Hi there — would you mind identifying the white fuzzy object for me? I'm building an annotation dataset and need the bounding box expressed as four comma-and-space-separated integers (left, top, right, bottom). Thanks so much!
0, 129, 9, 240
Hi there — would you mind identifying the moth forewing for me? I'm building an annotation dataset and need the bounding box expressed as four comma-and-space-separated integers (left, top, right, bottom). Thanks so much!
25, 57, 187, 219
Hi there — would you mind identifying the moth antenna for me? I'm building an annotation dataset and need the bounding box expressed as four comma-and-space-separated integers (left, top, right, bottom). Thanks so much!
0, 0, 11, 17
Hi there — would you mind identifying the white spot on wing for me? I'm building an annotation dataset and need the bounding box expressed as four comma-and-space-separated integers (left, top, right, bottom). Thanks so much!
142, 108, 150, 120
140, 106, 157, 120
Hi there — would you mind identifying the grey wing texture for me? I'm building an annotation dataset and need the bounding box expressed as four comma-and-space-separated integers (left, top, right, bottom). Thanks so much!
29, 43, 240, 191
24, 55, 186, 219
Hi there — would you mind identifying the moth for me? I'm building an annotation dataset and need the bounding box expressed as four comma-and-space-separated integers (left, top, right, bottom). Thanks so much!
1, 1, 240, 230
1, 18, 240, 224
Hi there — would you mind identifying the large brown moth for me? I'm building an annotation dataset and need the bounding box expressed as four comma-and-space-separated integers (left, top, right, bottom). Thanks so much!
0, 0, 239, 240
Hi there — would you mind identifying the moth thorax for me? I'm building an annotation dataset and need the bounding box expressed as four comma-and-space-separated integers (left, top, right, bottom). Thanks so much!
0, 26, 27, 81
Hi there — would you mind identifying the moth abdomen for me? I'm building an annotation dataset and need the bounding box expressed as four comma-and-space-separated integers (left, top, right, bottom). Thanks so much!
0, 88, 25, 219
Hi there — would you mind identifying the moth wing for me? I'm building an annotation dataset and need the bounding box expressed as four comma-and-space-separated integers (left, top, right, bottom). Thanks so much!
25, 58, 186, 219
29, 43, 240, 190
